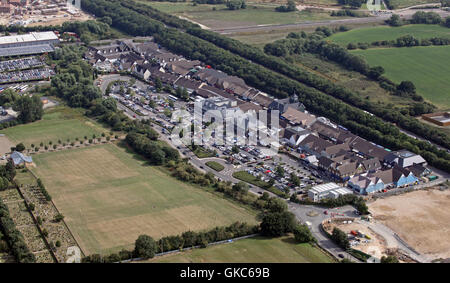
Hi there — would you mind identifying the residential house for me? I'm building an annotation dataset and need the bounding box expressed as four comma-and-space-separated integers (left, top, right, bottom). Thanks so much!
9, 151, 32, 166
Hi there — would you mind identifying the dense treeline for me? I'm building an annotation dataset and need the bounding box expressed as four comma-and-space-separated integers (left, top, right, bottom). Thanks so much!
386, 11, 450, 27
275, 0, 296, 12
80, 0, 450, 173
358, 35, 450, 49
193, 0, 225, 3
125, 132, 179, 165
0, 89, 44, 124
0, 193, 36, 262
337, 0, 365, 8
331, 9, 367, 17
81, 222, 259, 262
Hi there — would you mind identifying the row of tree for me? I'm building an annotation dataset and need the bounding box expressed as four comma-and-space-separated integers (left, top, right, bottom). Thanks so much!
0, 197, 35, 263
81, 221, 259, 262
386, 12, 450, 28
80, 0, 450, 174
348, 35, 450, 49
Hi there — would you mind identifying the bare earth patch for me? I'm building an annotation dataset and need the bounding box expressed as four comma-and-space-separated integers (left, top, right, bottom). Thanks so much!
368, 189, 450, 260
0, 136, 14, 156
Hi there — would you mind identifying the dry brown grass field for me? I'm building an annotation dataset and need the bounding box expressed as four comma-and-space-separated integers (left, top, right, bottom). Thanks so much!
30, 143, 258, 255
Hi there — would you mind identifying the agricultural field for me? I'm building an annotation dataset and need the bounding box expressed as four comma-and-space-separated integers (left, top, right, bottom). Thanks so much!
388, 0, 438, 9
369, 188, 450, 261
328, 24, 450, 46
140, 1, 343, 29
351, 45, 450, 109
145, 236, 334, 263
0, 106, 110, 148
30, 143, 258, 255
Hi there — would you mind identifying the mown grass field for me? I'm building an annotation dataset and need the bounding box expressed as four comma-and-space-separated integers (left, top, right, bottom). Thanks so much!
146, 236, 335, 263
206, 161, 225, 172
30, 143, 258, 255
0, 106, 108, 148
329, 24, 450, 46
351, 45, 450, 109
139, 1, 342, 29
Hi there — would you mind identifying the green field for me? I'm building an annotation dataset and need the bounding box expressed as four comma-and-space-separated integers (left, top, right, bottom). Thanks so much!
140, 1, 342, 29
147, 236, 334, 263
351, 45, 450, 109
31, 143, 258, 255
329, 24, 450, 46
388, 0, 437, 9
0, 106, 109, 148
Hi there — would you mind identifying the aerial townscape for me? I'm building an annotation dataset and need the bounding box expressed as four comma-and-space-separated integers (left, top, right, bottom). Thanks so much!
0, 0, 449, 269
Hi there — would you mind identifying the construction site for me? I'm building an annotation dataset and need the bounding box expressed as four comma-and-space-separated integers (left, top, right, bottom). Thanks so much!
0, 0, 92, 27
368, 185, 450, 262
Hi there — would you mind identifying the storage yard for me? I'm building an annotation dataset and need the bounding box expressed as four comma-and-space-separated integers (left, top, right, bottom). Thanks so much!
0, 0, 92, 27
368, 187, 450, 261
323, 218, 390, 260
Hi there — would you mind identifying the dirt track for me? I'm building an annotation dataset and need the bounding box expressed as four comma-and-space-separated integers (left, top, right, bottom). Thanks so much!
0, 136, 13, 156
369, 189, 450, 260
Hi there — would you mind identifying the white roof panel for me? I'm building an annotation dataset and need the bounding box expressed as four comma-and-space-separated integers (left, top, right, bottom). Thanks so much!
0, 32, 58, 46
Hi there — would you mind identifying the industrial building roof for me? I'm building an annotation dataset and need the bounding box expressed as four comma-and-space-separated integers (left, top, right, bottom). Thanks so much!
309, 182, 341, 194
0, 44, 55, 57
0, 32, 58, 46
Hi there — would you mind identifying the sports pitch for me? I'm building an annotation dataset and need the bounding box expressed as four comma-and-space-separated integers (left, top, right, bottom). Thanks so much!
0, 106, 107, 148
146, 236, 334, 263
30, 143, 258, 255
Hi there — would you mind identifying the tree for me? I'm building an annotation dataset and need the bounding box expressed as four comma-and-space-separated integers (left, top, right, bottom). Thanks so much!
54, 213, 64, 222
13, 95, 43, 123
232, 181, 248, 194
276, 0, 296, 12
266, 198, 287, 213
275, 166, 284, 178
226, 0, 246, 10
331, 227, 350, 250
381, 255, 399, 263
154, 77, 162, 91
293, 224, 316, 243
134, 235, 157, 259
397, 81, 416, 94
290, 173, 300, 186
386, 14, 403, 27
260, 211, 296, 236
15, 143, 25, 152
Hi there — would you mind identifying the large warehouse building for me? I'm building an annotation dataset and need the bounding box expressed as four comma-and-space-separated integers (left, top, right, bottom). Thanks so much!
308, 182, 353, 202
0, 31, 60, 57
